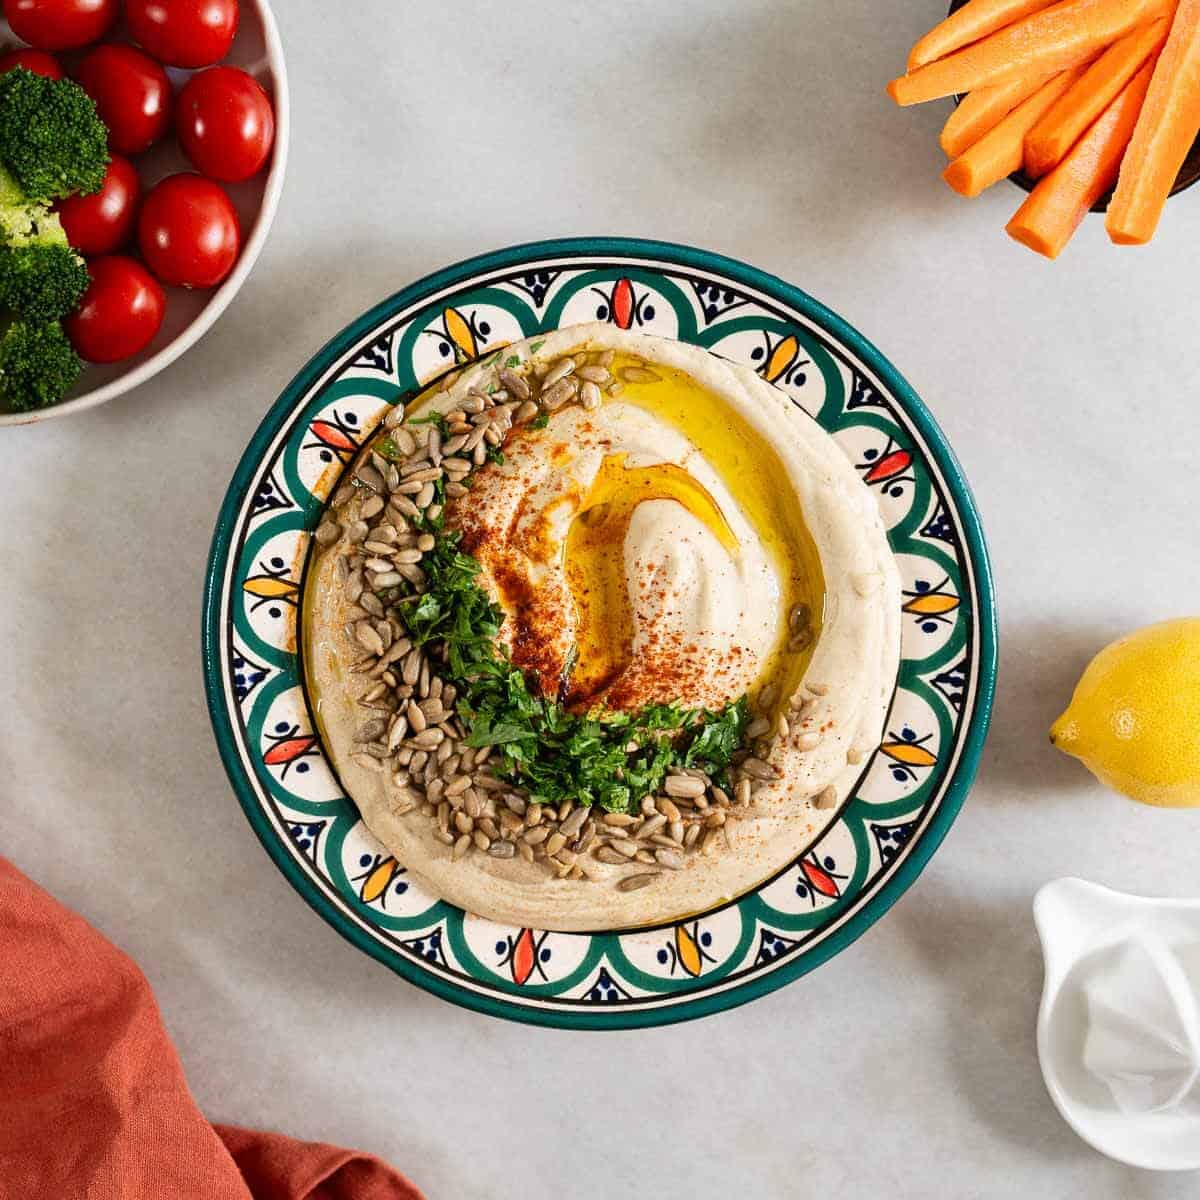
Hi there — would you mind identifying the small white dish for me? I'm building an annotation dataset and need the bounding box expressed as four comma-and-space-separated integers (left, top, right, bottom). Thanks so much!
0, 0, 289, 427
1035, 877, 1200, 1171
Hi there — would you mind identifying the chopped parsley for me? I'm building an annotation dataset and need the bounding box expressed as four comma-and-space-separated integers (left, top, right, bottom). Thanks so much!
409, 411, 451, 435
404, 532, 749, 812
530, 412, 549, 430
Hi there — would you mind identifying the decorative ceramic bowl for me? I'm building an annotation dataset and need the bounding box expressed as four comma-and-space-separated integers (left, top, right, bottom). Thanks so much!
0, 0, 289, 427
945, 0, 1200, 212
202, 238, 997, 1028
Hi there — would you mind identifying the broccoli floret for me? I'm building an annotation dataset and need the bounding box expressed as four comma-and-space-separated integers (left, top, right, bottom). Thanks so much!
0, 161, 46, 243
0, 319, 82, 412
0, 238, 88, 322
0, 68, 108, 203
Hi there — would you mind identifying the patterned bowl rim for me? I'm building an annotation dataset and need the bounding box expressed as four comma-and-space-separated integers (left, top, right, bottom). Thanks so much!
202, 236, 998, 1028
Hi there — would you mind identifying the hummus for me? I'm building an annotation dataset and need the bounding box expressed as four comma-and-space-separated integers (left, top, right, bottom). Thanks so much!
305, 324, 901, 931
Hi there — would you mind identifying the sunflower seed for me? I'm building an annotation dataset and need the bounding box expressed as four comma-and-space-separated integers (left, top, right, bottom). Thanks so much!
638, 814, 667, 840
540, 378, 575, 411
617, 872, 660, 892
595, 846, 631, 865
542, 357, 576, 387
453, 811, 473, 835
444, 774, 470, 797
545, 832, 568, 856
664, 775, 705, 799
402, 650, 422, 686
315, 521, 342, 546
580, 380, 602, 410
355, 718, 386, 742
814, 785, 838, 810
655, 849, 684, 870
487, 367, 525, 400
355, 621, 384, 656
603, 812, 636, 827
488, 840, 516, 859
740, 757, 777, 781
576, 364, 610, 384
619, 365, 660, 384
524, 826, 550, 845
356, 465, 385, 492
559, 806, 590, 839
351, 753, 383, 772
736, 778, 752, 806
452, 834, 472, 860
797, 731, 821, 752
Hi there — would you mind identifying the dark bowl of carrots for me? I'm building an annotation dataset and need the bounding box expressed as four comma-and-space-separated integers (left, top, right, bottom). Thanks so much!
890, 0, 1200, 255
948, 0, 1200, 210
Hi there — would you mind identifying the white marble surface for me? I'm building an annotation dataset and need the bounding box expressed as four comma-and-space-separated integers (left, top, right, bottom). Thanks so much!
3, 1, 1200, 1196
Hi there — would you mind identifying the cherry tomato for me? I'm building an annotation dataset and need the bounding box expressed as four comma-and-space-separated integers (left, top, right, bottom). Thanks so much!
126, 0, 239, 69
138, 173, 240, 288
64, 255, 166, 363
76, 44, 173, 156
3, 0, 117, 50
0, 48, 63, 78
56, 155, 139, 255
176, 67, 274, 182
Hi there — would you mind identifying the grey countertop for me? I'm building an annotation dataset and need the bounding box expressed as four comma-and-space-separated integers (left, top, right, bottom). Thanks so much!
3, 2, 1199, 1196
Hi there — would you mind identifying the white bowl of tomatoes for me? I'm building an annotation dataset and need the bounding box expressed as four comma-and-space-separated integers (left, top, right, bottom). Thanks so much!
0, 0, 288, 426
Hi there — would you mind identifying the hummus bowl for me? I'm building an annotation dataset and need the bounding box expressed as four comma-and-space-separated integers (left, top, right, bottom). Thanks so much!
203, 238, 996, 1026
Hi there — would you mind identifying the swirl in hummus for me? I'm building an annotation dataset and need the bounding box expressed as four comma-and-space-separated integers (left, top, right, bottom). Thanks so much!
304, 324, 901, 931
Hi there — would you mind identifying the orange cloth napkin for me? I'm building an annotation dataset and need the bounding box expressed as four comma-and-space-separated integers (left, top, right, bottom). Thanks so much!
0, 858, 425, 1199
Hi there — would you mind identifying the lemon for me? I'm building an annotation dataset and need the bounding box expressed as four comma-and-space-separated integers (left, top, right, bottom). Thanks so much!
1050, 618, 1200, 807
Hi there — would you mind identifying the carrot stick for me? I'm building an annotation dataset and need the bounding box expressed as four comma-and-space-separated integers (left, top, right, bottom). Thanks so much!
941, 71, 1057, 157
909, 0, 1059, 71
1107, 0, 1200, 243
1007, 60, 1155, 256
1025, 18, 1170, 176
887, 0, 1174, 106
943, 67, 1086, 195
